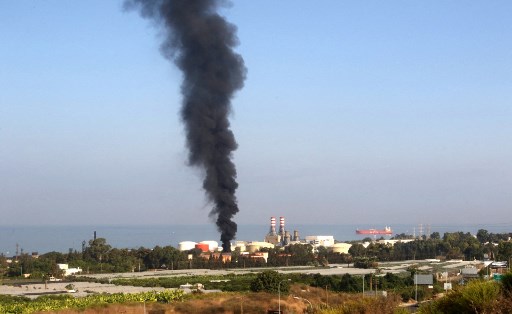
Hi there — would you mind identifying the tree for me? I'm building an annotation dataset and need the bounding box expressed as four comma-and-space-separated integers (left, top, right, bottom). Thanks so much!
496, 242, 512, 261
108, 248, 138, 272
476, 229, 489, 243
393, 233, 414, 240
250, 270, 289, 294
426, 280, 501, 313
83, 238, 111, 262
16, 254, 34, 276
348, 243, 366, 258
339, 273, 359, 292
430, 232, 441, 240
0, 254, 8, 277
284, 244, 315, 266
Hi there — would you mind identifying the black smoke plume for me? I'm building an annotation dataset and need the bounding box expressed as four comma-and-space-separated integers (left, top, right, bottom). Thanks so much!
125, 0, 246, 252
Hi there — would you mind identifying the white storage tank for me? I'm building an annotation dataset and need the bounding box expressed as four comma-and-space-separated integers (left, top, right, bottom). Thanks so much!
232, 241, 247, 252
330, 243, 352, 254
199, 240, 219, 251
178, 241, 197, 251
246, 241, 274, 253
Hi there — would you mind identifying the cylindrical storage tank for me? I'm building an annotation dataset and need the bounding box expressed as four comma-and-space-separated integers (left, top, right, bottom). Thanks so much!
246, 241, 274, 253
246, 244, 261, 253
195, 243, 210, 252
199, 240, 219, 251
331, 243, 352, 254
178, 241, 197, 251
234, 244, 246, 252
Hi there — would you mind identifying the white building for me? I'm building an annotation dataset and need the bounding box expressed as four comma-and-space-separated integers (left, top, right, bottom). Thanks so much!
376, 239, 414, 246
57, 264, 82, 276
305, 235, 335, 247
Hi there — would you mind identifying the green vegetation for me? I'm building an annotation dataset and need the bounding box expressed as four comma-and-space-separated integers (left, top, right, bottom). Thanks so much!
348, 230, 512, 262
2, 228, 511, 313
2, 229, 512, 279
108, 273, 258, 292
249, 270, 290, 293
0, 290, 184, 314
419, 279, 508, 314
89, 270, 423, 301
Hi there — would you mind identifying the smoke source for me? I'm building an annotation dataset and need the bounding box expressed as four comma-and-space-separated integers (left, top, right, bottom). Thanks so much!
126, 0, 246, 252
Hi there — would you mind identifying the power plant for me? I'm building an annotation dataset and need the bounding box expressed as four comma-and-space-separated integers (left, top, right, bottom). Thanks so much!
264, 216, 300, 246
176, 216, 344, 260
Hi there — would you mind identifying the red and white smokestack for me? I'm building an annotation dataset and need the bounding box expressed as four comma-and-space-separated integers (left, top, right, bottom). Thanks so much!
270, 217, 276, 234
279, 216, 285, 235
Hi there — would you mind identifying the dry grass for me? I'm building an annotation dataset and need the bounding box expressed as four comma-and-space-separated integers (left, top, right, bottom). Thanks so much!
291, 285, 402, 314
50, 285, 402, 314
49, 293, 306, 314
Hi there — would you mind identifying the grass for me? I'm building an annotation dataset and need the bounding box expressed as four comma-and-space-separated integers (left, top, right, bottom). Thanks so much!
47, 285, 404, 314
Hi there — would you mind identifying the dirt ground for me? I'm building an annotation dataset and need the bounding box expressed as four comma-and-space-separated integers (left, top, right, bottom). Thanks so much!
36, 286, 402, 314
0, 281, 168, 299
52, 293, 307, 314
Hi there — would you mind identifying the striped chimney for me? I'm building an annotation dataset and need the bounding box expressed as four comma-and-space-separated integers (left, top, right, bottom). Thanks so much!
270, 217, 276, 234
279, 216, 285, 235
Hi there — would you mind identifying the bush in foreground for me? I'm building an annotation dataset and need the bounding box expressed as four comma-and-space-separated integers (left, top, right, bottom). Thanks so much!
419, 280, 502, 314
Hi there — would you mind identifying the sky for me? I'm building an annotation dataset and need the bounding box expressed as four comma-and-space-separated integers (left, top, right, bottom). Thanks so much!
1, 1, 511, 227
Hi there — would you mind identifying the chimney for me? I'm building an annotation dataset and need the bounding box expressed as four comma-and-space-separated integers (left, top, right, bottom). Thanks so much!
279, 217, 285, 236
293, 230, 299, 242
270, 217, 276, 235
284, 231, 291, 245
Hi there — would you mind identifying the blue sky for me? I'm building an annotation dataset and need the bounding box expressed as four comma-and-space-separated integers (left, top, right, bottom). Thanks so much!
1, 1, 511, 227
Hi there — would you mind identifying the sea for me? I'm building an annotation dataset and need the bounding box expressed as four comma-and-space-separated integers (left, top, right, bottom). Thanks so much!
1, 223, 511, 255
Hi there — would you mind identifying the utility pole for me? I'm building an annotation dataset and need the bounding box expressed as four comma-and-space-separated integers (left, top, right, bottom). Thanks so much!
362, 275, 365, 297
415, 274, 418, 303
325, 285, 329, 307
278, 279, 291, 314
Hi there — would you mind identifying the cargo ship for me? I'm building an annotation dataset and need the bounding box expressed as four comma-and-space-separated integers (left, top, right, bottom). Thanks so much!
356, 226, 393, 235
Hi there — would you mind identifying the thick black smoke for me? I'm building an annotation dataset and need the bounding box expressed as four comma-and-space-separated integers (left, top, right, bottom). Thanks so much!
126, 0, 246, 252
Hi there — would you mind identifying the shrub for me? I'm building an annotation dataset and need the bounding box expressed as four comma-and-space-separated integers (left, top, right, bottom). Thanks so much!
250, 270, 289, 294
419, 280, 501, 314
501, 271, 512, 295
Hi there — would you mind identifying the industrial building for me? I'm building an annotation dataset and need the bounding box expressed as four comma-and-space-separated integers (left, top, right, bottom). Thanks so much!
178, 216, 342, 259
264, 216, 300, 246
305, 235, 335, 247
178, 240, 219, 252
